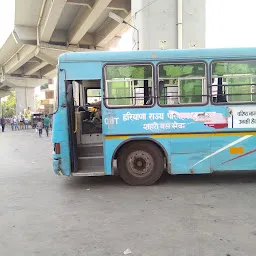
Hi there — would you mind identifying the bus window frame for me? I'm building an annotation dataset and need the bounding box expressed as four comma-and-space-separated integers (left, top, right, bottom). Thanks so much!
53, 76, 59, 114
85, 87, 101, 104
210, 58, 256, 106
53, 66, 63, 114
156, 60, 209, 108
102, 62, 156, 109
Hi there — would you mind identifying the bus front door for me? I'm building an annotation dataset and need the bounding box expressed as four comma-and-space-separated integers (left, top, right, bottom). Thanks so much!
66, 82, 78, 172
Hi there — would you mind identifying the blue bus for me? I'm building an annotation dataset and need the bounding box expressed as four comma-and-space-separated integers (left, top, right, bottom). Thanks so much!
52, 48, 256, 185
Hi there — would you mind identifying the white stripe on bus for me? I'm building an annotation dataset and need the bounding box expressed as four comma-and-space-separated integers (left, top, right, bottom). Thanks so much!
191, 135, 252, 168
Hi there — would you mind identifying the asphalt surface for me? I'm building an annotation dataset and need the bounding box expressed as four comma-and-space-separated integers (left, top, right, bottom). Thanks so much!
1, 128, 256, 256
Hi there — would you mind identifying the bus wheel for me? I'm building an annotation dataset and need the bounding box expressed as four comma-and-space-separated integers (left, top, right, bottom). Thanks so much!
117, 142, 164, 185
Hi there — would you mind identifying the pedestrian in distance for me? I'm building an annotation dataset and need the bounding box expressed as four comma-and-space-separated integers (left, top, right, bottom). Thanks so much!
36, 119, 43, 138
20, 115, 25, 130
0, 117, 6, 132
24, 116, 29, 129
10, 117, 14, 131
13, 116, 19, 130
43, 114, 51, 137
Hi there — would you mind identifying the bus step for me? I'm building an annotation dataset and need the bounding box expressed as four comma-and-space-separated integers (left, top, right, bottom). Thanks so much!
72, 170, 105, 177
78, 156, 104, 170
78, 143, 103, 157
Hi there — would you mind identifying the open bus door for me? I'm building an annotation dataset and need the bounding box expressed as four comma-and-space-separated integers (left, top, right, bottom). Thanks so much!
66, 82, 78, 172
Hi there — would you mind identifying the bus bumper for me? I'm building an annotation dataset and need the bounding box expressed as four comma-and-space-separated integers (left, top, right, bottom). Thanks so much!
52, 155, 63, 175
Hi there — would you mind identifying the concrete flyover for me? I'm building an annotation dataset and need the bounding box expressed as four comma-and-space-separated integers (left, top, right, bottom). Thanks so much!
0, 0, 131, 114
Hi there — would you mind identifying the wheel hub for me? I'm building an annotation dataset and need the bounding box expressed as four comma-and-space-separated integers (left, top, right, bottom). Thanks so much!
127, 150, 154, 177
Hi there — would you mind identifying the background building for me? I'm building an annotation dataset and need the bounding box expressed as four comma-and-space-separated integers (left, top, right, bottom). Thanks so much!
37, 79, 56, 114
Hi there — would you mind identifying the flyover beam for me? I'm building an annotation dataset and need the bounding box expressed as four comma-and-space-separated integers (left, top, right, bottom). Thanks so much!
67, 0, 92, 8
24, 61, 48, 76
3, 45, 37, 75
108, 0, 131, 13
3, 76, 48, 88
36, 50, 58, 66
0, 89, 10, 98
14, 25, 37, 44
40, 65, 57, 78
68, 0, 112, 45
95, 13, 131, 47
40, 0, 67, 42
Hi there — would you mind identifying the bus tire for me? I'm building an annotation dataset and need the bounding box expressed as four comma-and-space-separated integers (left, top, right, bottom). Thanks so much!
117, 141, 164, 186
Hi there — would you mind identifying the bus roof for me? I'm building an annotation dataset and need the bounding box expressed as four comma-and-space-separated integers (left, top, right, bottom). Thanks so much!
58, 47, 256, 63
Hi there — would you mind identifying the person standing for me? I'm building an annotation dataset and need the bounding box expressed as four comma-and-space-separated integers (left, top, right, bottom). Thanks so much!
20, 115, 25, 129
10, 117, 14, 131
43, 114, 51, 137
0, 117, 6, 132
36, 119, 43, 138
14, 116, 19, 130
24, 116, 29, 129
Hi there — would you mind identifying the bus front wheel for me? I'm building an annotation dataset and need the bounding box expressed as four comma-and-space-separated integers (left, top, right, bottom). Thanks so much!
117, 142, 164, 186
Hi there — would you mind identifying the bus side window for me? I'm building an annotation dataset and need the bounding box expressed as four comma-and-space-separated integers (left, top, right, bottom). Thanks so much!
211, 60, 256, 104
212, 77, 227, 103
159, 80, 178, 105
104, 64, 154, 107
158, 62, 207, 105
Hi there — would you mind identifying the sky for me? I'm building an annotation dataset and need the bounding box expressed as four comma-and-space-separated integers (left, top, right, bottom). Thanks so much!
115, 0, 256, 50
0, 0, 256, 49
0, 0, 15, 47
206, 0, 256, 48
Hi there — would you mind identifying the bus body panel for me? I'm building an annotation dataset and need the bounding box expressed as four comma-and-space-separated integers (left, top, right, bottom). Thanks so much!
104, 133, 256, 175
52, 70, 71, 175
53, 48, 256, 178
210, 135, 256, 171
58, 48, 256, 63
59, 62, 103, 80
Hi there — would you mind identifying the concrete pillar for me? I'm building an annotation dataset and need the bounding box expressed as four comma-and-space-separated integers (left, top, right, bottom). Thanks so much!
15, 87, 36, 115
131, 0, 206, 50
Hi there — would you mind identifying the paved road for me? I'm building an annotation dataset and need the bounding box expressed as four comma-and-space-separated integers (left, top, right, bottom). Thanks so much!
1, 128, 256, 256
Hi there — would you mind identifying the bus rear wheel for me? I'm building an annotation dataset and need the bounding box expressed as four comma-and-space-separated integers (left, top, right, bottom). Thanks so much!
117, 142, 164, 186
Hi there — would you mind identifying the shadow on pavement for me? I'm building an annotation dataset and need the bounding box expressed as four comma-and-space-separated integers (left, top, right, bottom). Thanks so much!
63, 171, 256, 190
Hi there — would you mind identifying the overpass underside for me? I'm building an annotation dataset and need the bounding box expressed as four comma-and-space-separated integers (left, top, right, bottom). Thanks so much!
0, 0, 131, 114
0, 0, 206, 115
